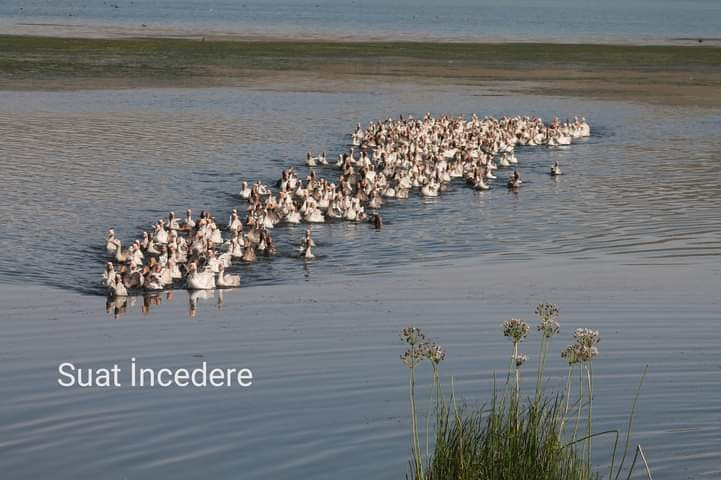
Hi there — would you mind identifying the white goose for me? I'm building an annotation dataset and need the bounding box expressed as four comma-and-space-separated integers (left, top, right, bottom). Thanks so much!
396, 188, 410, 199
153, 221, 168, 245
216, 264, 241, 288
105, 268, 128, 297
301, 244, 315, 259
168, 259, 183, 281
209, 224, 224, 245
285, 207, 302, 224
229, 235, 245, 259
186, 262, 216, 290
101, 262, 116, 287
578, 117, 591, 137
421, 181, 440, 197
304, 205, 325, 223
145, 268, 164, 291
474, 176, 490, 191
241, 243, 257, 262
239, 181, 252, 200
105, 229, 118, 255
112, 240, 131, 263
108, 275, 128, 297
182, 209, 195, 230
255, 181, 271, 196
228, 210, 242, 233
305, 152, 317, 167
124, 264, 145, 289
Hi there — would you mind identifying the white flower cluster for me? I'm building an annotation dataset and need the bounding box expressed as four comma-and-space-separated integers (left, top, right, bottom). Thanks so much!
401, 347, 426, 368
574, 328, 600, 348
400, 327, 446, 368
503, 318, 530, 343
401, 327, 425, 346
536, 303, 561, 338
561, 328, 600, 364
535, 303, 560, 321
426, 343, 446, 365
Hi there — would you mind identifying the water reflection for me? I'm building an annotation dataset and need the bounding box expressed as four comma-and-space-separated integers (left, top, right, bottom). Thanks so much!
189, 289, 227, 317
104, 289, 231, 319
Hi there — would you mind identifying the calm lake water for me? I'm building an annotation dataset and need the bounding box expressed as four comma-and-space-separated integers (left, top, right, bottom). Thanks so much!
0, 82, 720, 480
1, 0, 720, 43
0, 86, 720, 293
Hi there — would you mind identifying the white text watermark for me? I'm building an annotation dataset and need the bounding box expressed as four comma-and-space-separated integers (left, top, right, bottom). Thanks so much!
57, 358, 253, 388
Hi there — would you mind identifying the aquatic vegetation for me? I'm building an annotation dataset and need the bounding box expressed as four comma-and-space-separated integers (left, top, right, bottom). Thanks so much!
401, 327, 429, 479
502, 318, 530, 343
536, 303, 561, 338
3, 35, 721, 87
400, 304, 652, 480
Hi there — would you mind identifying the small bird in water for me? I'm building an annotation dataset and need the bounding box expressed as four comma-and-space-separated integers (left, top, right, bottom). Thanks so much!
507, 169, 523, 189
550, 161, 562, 176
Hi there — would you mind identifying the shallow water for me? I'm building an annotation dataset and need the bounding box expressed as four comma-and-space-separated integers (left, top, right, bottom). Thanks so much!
1, 0, 721, 43
1, 283, 720, 480
1, 84, 721, 479
0, 86, 720, 294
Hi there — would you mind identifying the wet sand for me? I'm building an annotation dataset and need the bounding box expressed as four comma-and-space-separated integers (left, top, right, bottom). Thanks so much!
1, 35, 721, 107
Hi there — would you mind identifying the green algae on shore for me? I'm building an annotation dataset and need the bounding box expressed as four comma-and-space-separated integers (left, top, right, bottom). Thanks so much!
1, 34, 721, 107
3, 35, 721, 69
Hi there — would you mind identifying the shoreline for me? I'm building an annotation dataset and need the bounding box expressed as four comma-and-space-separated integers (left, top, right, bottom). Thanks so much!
4, 22, 721, 46
2, 34, 721, 107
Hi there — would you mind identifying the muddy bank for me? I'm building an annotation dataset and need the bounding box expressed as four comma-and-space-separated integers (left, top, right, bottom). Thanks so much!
1, 35, 720, 106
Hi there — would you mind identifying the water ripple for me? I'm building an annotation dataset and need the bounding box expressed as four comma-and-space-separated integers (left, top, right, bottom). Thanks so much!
0, 88, 720, 297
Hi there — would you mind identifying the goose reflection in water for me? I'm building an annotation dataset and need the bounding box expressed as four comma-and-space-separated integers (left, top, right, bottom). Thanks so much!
104, 289, 230, 319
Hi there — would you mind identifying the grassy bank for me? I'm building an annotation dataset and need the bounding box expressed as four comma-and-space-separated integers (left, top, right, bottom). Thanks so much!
1, 35, 720, 105
400, 306, 652, 480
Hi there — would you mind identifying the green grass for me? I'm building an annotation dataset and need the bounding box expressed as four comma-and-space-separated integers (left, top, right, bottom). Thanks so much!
1, 34, 720, 82
426, 397, 594, 480
400, 306, 652, 480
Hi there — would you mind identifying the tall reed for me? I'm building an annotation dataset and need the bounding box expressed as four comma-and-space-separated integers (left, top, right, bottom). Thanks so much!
400, 303, 652, 480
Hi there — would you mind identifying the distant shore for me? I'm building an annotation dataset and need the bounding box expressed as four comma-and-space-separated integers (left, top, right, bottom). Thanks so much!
2, 34, 721, 107
4, 21, 721, 46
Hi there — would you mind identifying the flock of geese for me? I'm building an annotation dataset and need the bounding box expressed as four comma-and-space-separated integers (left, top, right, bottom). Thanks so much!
101, 113, 590, 297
